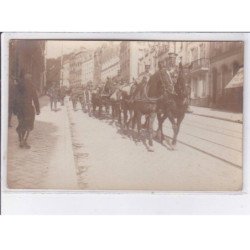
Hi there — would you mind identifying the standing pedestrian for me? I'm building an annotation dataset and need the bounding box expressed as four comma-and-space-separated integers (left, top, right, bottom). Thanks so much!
48, 83, 59, 111
14, 72, 40, 149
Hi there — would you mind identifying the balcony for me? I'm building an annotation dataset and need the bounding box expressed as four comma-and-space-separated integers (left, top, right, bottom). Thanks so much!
190, 58, 210, 74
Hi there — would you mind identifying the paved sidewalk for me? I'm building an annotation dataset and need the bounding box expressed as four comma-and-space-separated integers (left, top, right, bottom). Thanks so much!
7, 96, 78, 189
190, 106, 243, 123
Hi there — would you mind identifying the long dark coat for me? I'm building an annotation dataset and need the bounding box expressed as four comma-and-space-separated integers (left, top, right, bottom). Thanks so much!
14, 79, 40, 131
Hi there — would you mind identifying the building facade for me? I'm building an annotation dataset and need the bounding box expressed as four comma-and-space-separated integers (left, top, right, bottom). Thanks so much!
69, 51, 83, 85
156, 41, 170, 68
46, 57, 61, 88
93, 48, 102, 85
138, 42, 158, 77
119, 41, 130, 82
135, 41, 244, 110
9, 40, 46, 93
101, 43, 120, 82
61, 59, 70, 87
82, 53, 94, 85
60, 41, 243, 111
101, 56, 120, 82
186, 42, 211, 107
120, 41, 148, 82
209, 41, 244, 111
156, 42, 184, 68
69, 48, 90, 85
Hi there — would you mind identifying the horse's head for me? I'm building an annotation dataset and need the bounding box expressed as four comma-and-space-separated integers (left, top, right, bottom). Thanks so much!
175, 64, 190, 107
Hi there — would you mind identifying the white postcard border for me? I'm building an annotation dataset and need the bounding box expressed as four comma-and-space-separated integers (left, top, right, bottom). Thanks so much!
1, 32, 249, 214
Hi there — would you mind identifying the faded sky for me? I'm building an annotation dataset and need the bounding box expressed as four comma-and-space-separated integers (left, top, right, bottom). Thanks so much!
46, 40, 117, 58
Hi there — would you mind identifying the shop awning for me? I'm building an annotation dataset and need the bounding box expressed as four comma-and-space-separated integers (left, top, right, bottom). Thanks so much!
225, 67, 244, 89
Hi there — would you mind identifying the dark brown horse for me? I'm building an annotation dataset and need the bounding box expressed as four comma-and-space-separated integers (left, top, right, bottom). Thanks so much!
156, 64, 189, 149
132, 74, 163, 152
119, 84, 135, 129
109, 87, 123, 124
91, 86, 110, 116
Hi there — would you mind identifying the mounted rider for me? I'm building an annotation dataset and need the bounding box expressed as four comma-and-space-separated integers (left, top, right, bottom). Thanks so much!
102, 77, 112, 97
138, 64, 152, 84
154, 58, 178, 97
142, 54, 180, 113
130, 64, 152, 101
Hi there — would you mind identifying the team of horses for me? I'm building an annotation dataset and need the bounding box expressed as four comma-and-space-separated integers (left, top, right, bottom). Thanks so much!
69, 64, 190, 152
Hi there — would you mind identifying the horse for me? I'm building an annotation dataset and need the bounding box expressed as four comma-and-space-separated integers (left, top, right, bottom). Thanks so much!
132, 75, 162, 152
119, 83, 135, 129
109, 87, 123, 124
156, 64, 190, 149
91, 86, 110, 117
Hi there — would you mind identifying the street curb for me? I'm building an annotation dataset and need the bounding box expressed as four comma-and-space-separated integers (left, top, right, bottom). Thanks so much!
63, 99, 79, 189
191, 113, 243, 124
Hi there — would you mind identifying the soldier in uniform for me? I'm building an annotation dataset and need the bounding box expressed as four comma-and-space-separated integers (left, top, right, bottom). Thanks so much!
145, 61, 164, 98
166, 55, 179, 91
130, 64, 152, 101
48, 83, 59, 111
14, 72, 40, 149
102, 77, 112, 96
155, 58, 178, 93
160, 60, 177, 94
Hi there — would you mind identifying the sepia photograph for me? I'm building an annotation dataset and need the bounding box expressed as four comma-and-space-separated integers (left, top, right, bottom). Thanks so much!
1, 0, 250, 247
4, 37, 244, 191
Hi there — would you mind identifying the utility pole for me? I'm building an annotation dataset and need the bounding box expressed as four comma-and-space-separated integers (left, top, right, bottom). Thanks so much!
60, 41, 64, 87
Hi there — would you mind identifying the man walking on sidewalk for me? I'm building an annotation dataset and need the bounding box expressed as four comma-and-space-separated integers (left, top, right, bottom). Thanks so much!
14, 72, 40, 149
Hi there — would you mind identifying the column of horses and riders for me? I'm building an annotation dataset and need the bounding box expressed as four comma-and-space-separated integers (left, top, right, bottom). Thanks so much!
63, 61, 190, 152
